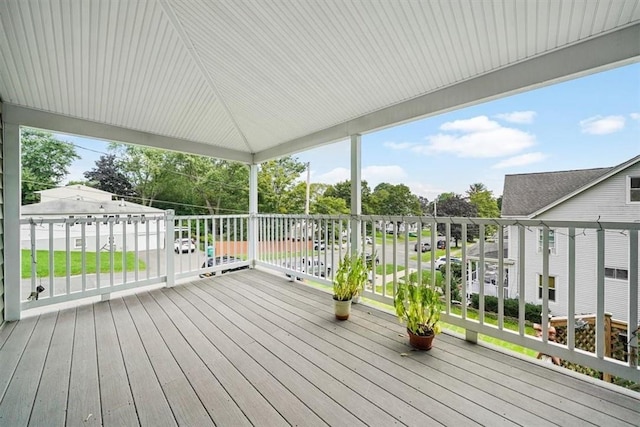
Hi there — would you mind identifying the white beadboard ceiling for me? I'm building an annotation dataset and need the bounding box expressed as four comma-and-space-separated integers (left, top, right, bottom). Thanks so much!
1, 0, 639, 163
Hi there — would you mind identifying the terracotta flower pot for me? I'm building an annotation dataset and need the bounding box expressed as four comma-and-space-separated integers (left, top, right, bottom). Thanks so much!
333, 297, 352, 320
407, 327, 435, 350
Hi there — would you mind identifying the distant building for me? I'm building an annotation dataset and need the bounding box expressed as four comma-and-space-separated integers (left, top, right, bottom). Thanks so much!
21, 185, 166, 251
501, 155, 640, 321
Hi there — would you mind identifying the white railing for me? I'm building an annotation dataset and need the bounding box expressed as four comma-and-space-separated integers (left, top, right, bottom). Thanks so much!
257, 214, 639, 384
18, 211, 639, 383
20, 213, 167, 308
19, 212, 250, 309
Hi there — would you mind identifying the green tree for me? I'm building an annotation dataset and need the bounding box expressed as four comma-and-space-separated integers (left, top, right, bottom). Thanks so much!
21, 128, 79, 204
435, 194, 478, 246
84, 154, 136, 198
324, 180, 373, 213
258, 157, 306, 213
370, 183, 421, 215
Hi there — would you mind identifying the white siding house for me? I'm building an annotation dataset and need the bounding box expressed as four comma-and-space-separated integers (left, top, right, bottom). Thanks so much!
502, 156, 640, 322
21, 185, 166, 252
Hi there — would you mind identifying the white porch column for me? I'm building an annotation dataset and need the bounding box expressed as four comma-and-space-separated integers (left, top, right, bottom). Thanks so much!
248, 163, 258, 267
350, 134, 362, 254
3, 121, 21, 320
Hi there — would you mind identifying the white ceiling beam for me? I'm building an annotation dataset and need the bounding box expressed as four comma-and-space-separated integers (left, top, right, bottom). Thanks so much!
2, 104, 253, 163
254, 23, 640, 163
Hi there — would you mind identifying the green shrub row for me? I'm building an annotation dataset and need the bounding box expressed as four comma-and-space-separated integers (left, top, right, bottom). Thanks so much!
470, 294, 542, 323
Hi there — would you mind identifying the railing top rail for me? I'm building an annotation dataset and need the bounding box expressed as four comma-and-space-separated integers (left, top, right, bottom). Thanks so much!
174, 214, 250, 220
20, 215, 167, 225
254, 213, 640, 231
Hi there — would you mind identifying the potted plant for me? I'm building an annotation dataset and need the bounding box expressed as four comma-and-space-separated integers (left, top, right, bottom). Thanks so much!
333, 252, 368, 320
394, 278, 443, 350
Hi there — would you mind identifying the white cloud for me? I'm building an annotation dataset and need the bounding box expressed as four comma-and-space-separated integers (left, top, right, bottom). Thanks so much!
579, 115, 625, 135
416, 116, 536, 158
494, 111, 537, 124
491, 152, 548, 169
313, 167, 350, 185
439, 115, 501, 132
362, 165, 407, 185
630, 112, 640, 120
383, 141, 415, 150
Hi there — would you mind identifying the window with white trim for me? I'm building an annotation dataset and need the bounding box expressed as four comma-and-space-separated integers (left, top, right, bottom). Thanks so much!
629, 176, 640, 202
74, 238, 85, 249
537, 228, 556, 254
605, 267, 628, 281
537, 275, 556, 302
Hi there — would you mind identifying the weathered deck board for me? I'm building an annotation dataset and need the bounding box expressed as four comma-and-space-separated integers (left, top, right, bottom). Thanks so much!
152, 287, 289, 426
93, 300, 138, 426
67, 304, 102, 426
0, 312, 57, 425
29, 308, 75, 426
108, 298, 176, 426
135, 291, 252, 427
0, 269, 637, 427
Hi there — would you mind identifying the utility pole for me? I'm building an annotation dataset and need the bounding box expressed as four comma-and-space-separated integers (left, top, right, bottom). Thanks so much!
305, 162, 311, 215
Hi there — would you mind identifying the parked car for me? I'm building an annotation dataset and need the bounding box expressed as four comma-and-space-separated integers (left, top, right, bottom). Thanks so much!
174, 238, 195, 253
364, 236, 373, 245
313, 240, 326, 250
414, 242, 431, 252
199, 255, 248, 277
434, 256, 462, 270
284, 257, 332, 280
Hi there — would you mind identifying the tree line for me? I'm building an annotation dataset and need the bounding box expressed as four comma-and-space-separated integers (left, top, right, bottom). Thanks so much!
20, 129, 501, 229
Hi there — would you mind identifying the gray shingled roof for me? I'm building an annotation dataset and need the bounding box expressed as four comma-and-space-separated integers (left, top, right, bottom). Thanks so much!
21, 199, 164, 216
501, 167, 612, 217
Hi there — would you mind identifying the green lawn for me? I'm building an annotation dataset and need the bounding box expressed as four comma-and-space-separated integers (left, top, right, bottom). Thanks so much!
21, 250, 146, 278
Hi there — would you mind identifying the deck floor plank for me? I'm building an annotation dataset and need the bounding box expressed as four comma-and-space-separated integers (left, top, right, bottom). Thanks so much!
0, 321, 17, 349
29, 308, 76, 427
0, 312, 57, 426
122, 294, 215, 427
108, 298, 176, 426
1, 269, 637, 427
204, 279, 451, 427
248, 274, 541, 426
136, 291, 252, 427
189, 281, 422, 426
151, 288, 290, 427
0, 316, 38, 407
66, 304, 102, 426
93, 300, 138, 426
171, 285, 343, 427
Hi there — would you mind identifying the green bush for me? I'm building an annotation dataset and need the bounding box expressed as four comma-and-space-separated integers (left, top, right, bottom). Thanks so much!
470, 294, 542, 323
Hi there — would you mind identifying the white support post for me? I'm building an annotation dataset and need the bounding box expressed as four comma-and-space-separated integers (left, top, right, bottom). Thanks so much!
248, 164, 258, 267
628, 230, 638, 368
165, 210, 175, 287
350, 134, 361, 254
3, 121, 21, 321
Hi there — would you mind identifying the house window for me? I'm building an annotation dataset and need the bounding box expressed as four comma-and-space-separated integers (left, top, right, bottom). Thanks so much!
74, 238, 85, 249
605, 267, 628, 280
629, 176, 640, 202
537, 229, 556, 254
537, 275, 556, 302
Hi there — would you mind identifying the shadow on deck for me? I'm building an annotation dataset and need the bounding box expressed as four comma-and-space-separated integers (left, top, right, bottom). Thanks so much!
0, 269, 638, 426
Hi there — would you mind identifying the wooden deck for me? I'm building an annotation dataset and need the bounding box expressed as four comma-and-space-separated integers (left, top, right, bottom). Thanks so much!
0, 269, 638, 426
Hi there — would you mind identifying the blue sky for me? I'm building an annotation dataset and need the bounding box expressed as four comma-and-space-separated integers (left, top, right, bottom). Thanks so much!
64, 62, 640, 201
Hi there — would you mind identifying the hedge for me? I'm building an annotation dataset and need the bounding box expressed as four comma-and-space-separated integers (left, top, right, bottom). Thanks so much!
470, 294, 542, 324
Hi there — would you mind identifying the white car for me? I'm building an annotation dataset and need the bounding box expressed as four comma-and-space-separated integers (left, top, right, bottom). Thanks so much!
434, 256, 462, 270
174, 238, 195, 253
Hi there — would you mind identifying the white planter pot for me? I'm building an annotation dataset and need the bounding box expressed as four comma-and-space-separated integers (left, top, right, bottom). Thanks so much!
333, 298, 352, 320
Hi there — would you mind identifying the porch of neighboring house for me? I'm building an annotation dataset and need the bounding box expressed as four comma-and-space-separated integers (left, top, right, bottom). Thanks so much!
0, 269, 638, 427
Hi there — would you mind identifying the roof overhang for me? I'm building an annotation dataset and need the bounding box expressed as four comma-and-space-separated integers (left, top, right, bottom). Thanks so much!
1, 1, 639, 163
